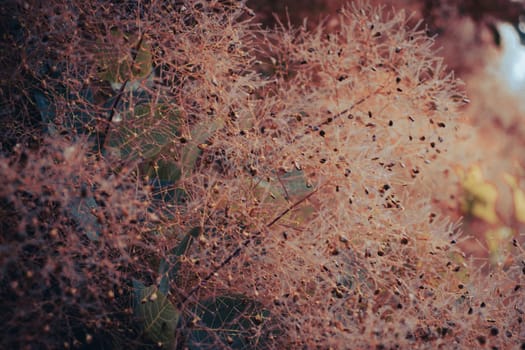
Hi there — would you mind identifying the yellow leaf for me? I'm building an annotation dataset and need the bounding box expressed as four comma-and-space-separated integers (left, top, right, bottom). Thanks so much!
461, 166, 499, 224
503, 173, 525, 223
514, 189, 525, 223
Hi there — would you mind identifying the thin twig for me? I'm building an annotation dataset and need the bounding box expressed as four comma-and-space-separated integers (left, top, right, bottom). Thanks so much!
179, 184, 321, 305
266, 185, 320, 228
302, 87, 382, 137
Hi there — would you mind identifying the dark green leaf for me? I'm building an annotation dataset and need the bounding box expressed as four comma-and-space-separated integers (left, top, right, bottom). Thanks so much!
187, 295, 272, 349
33, 91, 58, 136
278, 169, 313, 198
180, 118, 224, 177
68, 195, 100, 241
158, 227, 201, 294
97, 28, 152, 86
148, 159, 182, 184
107, 102, 180, 162
133, 280, 180, 348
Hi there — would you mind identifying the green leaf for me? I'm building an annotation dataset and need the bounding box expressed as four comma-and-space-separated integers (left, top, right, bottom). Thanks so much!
250, 170, 316, 225
68, 195, 100, 241
97, 28, 152, 87
187, 295, 272, 350
33, 91, 56, 135
278, 169, 313, 198
149, 178, 188, 207
107, 102, 180, 162
145, 159, 181, 185
133, 280, 180, 348
180, 118, 225, 177
254, 170, 313, 203
158, 226, 201, 294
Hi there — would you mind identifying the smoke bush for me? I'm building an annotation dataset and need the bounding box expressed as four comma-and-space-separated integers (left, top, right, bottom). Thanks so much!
1, 0, 524, 349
